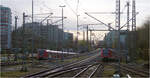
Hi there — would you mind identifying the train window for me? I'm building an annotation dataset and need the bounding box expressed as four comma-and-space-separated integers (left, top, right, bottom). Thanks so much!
103, 49, 109, 56
39, 50, 44, 56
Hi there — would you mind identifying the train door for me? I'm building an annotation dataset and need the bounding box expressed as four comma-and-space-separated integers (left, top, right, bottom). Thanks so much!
48, 53, 52, 59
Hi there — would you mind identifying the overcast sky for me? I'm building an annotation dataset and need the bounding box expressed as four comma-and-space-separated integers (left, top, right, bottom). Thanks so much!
1, 0, 150, 40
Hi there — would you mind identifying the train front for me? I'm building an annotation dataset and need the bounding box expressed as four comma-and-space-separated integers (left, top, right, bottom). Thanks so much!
37, 49, 48, 60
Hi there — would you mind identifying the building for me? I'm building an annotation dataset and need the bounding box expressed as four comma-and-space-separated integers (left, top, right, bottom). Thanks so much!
22, 22, 73, 49
104, 30, 128, 49
104, 31, 117, 48
64, 32, 73, 41
0, 5, 12, 49
24, 22, 62, 42
64, 32, 73, 43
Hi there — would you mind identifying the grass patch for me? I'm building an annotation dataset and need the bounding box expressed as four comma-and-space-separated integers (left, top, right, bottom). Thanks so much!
55, 54, 90, 64
136, 59, 148, 64
1, 64, 47, 77
2, 64, 22, 68
102, 65, 116, 77
1, 71, 28, 77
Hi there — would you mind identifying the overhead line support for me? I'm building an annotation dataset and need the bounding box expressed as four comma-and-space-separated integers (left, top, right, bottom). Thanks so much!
85, 12, 116, 31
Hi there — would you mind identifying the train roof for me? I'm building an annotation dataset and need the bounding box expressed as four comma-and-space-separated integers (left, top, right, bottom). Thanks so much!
46, 50, 77, 54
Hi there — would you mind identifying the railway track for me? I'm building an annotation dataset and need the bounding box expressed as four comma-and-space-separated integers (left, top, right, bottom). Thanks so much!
50, 63, 103, 78
73, 63, 103, 78
25, 51, 100, 77
120, 64, 149, 77
111, 63, 149, 77
47, 63, 98, 77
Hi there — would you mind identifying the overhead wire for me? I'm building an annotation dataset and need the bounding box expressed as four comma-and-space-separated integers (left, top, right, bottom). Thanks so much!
63, 0, 77, 15
42, 1, 53, 13
120, 1, 128, 29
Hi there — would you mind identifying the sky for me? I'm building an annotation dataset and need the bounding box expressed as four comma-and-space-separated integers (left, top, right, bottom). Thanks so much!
1, 0, 150, 40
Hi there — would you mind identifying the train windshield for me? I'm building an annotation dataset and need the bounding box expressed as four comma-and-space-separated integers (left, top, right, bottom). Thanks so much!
39, 49, 45, 56
103, 49, 109, 56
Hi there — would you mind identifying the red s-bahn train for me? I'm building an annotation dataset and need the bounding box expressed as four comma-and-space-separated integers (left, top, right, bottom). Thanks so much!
100, 48, 112, 58
37, 49, 48, 60
37, 49, 77, 60
100, 48, 117, 62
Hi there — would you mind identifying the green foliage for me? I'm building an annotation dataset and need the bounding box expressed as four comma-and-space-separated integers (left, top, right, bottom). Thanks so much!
127, 17, 149, 61
78, 40, 92, 51
78, 40, 87, 46
136, 18, 149, 60
1, 71, 27, 77
136, 19, 149, 49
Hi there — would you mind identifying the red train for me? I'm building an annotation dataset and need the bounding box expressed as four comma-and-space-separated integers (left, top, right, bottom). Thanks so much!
100, 48, 117, 62
37, 49, 48, 60
100, 48, 112, 58
37, 49, 77, 60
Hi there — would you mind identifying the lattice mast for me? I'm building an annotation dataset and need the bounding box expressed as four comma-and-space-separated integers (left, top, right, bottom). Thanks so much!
115, 0, 121, 73
115, 0, 120, 30
132, 0, 136, 31
127, 1, 130, 31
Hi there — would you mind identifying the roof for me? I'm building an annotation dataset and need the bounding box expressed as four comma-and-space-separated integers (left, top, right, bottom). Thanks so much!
46, 50, 77, 54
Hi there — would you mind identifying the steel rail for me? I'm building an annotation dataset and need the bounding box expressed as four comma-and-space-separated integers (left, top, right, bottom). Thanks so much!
88, 64, 101, 78
38, 64, 88, 77
120, 66, 148, 77
73, 65, 96, 78
111, 63, 149, 77
48, 65, 87, 77
120, 65, 149, 77
73, 64, 103, 78
38, 54, 99, 77
121, 64, 149, 75
73, 65, 94, 78
25, 51, 100, 77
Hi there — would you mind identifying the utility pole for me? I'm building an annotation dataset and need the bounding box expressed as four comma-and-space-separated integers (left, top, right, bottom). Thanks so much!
126, 1, 130, 64
83, 30, 85, 41
53, 25, 55, 48
59, 5, 65, 61
118, 0, 121, 74
31, 0, 34, 64
56, 25, 58, 50
39, 23, 42, 48
76, 0, 79, 51
77, 15, 79, 43
86, 25, 89, 51
116, 0, 121, 74
15, 16, 18, 31
21, 12, 28, 72
47, 20, 49, 49
23, 12, 25, 57
15, 16, 18, 47
131, 0, 136, 62
108, 23, 111, 31
76, 15, 79, 51
90, 30, 92, 47
14, 16, 18, 61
